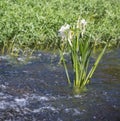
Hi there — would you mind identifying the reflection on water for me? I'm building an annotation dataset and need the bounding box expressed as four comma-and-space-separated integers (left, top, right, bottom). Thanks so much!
0, 49, 120, 121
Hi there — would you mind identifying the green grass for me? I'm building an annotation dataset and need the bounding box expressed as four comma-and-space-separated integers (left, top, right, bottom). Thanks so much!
0, 0, 120, 54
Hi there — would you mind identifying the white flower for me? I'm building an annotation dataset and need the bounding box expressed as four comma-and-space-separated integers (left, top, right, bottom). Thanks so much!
59, 24, 70, 32
76, 18, 87, 36
80, 19, 87, 37
81, 19, 87, 26
68, 30, 73, 47
58, 24, 70, 40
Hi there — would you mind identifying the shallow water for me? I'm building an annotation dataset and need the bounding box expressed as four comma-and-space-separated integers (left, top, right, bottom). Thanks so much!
0, 49, 120, 121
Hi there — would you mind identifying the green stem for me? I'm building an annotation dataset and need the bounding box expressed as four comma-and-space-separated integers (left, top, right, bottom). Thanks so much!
59, 49, 71, 85
82, 43, 107, 88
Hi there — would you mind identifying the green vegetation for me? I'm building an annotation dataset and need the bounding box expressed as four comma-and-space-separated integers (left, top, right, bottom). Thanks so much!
59, 18, 108, 93
0, 0, 120, 55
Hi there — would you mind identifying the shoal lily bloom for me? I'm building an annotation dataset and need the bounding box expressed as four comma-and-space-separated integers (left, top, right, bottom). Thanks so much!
68, 30, 74, 47
81, 19, 87, 37
77, 18, 87, 37
81, 19, 87, 27
76, 17, 81, 29
58, 24, 70, 40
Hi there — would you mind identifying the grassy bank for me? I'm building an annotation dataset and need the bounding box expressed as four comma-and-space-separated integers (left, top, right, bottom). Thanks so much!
0, 0, 120, 54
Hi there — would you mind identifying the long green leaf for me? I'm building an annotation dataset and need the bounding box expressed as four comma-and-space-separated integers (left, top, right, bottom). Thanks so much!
59, 49, 71, 85
82, 43, 107, 87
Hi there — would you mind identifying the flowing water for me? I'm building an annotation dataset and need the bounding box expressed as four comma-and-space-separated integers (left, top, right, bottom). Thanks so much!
0, 49, 120, 121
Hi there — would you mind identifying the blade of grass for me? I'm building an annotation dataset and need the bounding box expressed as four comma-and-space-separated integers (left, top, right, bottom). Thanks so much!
59, 49, 71, 86
82, 43, 108, 87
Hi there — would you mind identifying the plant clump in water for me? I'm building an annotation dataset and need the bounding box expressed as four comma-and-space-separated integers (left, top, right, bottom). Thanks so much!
58, 17, 109, 94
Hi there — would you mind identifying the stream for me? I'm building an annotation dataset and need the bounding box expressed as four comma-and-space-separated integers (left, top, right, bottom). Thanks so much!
0, 49, 120, 121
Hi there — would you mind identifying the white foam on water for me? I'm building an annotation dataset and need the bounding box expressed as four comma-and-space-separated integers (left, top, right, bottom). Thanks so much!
26, 93, 57, 102
33, 106, 57, 113
0, 92, 76, 115
74, 94, 82, 98
0, 55, 9, 60
0, 92, 5, 96
0, 101, 8, 109
73, 109, 82, 116
17, 57, 26, 62
0, 93, 13, 100
38, 53, 42, 57
22, 70, 29, 73
29, 94, 49, 101
15, 98, 27, 107
0, 100, 17, 110
64, 108, 82, 116
0, 84, 7, 90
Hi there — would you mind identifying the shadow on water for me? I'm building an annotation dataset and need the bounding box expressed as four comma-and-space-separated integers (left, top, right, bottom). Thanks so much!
0, 49, 120, 121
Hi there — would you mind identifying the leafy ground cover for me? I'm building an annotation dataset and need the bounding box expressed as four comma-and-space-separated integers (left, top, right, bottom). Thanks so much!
0, 0, 120, 54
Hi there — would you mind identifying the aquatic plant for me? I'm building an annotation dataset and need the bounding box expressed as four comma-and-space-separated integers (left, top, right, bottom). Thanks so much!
58, 17, 108, 93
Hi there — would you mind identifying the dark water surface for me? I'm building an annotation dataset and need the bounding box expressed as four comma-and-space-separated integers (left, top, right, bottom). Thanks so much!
0, 49, 120, 121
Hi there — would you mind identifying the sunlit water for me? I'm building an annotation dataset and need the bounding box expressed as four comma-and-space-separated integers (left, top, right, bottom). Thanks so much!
0, 49, 120, 121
